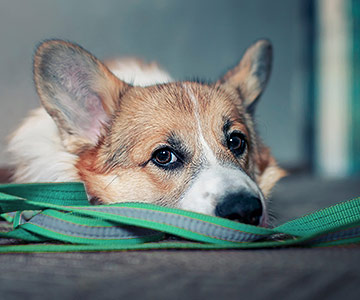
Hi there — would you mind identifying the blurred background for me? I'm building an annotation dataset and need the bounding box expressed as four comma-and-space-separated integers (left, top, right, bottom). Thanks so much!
0, 3, 360, 297
0, 0, 359, 179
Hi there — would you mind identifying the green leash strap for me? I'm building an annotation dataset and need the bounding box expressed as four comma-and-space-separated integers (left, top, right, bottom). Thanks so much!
0, 182, 359, 252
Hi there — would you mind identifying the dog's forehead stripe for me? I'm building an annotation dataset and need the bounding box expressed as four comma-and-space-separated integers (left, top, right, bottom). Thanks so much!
182, 83, 218, 166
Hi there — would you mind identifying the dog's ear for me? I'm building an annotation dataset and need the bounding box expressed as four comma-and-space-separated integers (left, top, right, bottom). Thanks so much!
34, 40, 130, 151
218, 39, 272, 113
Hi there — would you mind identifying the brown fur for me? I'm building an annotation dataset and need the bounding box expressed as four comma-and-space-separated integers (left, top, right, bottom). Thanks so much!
30, 39, 285, 215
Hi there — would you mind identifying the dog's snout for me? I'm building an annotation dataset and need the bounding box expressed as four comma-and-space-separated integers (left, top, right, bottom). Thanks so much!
215, 192, 263, 225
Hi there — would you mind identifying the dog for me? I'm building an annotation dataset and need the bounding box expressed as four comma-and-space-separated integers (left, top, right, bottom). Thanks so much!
7, 39, 285, 227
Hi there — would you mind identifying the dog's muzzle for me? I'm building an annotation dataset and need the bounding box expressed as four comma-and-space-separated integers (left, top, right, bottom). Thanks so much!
215, 191, 263, 225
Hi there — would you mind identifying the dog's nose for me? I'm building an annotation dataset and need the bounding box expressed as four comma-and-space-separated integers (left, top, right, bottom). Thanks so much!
215, 192, 263, 225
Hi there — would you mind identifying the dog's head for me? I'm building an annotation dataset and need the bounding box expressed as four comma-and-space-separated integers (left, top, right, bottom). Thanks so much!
33, 40, 285, 226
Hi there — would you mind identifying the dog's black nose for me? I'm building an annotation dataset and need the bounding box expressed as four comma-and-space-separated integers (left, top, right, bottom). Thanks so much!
215, 192, 263, 225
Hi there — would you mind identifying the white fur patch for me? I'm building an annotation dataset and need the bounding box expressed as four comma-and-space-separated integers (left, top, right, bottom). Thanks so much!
108, 59, 173, 87
180, 165, 265, 215
179, 84, 266, 223
182, 84, 218, 165
7, 108, 80, 182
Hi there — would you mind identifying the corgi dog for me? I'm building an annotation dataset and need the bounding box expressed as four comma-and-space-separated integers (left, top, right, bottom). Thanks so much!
7, 39, 285, 226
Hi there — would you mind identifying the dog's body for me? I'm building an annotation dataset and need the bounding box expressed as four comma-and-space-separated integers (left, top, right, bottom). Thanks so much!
7, 40, 285, 226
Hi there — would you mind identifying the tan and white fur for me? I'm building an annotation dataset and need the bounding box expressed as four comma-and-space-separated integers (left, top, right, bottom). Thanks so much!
7, 39, 285, 226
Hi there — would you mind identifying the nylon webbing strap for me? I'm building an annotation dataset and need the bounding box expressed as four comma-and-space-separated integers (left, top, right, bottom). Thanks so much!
0, 182, 359, 253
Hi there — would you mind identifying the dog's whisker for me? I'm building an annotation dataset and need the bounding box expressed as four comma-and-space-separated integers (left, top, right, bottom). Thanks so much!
105, 175, 119, 190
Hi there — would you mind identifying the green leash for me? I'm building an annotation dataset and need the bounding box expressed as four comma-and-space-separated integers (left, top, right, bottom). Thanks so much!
0, 182, 359, 253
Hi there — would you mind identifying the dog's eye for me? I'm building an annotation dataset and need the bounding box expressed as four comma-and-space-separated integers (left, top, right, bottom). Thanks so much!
152, 148, 179, 168
227, 132, 246, 156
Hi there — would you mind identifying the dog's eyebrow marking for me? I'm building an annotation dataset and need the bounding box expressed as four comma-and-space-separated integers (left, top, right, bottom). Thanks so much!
166, 133, 183, 150
221, 118, 233, 146
223, 118, 232, 135
166, 132, 190, 160
182, 83, 218, 166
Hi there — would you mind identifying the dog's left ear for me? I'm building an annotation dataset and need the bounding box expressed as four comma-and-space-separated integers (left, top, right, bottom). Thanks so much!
218, 39, 272, 113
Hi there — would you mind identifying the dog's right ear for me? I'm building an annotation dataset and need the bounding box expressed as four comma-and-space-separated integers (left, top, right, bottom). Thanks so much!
34, 40, 130, 152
